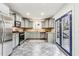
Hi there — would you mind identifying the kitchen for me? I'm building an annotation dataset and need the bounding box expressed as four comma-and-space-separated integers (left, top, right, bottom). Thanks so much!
0, 3, 79, 56
0, 3, 56, 56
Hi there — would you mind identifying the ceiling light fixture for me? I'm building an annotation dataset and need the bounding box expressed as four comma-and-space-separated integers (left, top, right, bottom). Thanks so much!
26, 12, 30, 15
41, 12, 44, 16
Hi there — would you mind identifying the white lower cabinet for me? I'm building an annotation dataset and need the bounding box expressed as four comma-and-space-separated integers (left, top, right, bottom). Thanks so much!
26, 32, 45, 39
15, 33, 19, 46
3, 41, 12, 56
13, 33, 19, 49
48, 32, 54, 43
29, 32, 39, 38
13, 33, 16, 49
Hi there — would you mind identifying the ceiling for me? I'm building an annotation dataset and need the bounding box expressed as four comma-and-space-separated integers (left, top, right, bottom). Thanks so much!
6, 3, 65, 19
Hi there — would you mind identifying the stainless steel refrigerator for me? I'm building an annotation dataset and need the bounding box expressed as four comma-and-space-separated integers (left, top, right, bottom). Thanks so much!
0, 14, 12, 56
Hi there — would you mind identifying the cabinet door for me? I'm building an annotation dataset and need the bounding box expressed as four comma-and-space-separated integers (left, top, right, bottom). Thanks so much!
42, 22, 44, 28
29, 21, 33, 28
49, 19, 54, 27
21, 20, 24, 27
13, 33, 19, 47
48, 32, 53, 43
16, 15, 19, 21
25, 32, 27, 39
15, 33, 19, 46
12, 33, 16, 49
3, 41, 12, 56
25, 20, 29, 27
45, 20, 48, 27
49, 19, 52, 27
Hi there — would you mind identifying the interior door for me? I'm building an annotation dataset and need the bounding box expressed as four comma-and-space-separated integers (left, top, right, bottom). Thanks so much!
0, 15, 3, 56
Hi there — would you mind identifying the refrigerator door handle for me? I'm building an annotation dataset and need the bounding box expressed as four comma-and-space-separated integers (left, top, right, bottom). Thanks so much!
2, 17, 5, 42
1, 15, 4, 56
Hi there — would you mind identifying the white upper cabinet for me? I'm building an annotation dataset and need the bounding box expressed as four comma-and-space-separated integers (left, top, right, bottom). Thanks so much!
21, 19, 24, 27
42, 18, 54, 28
42, 22, 44, 28
15, 14, 25, 27
24, 19, 33, 28
24, 19, 29, 27
0, 3, 9, 15
45, 20, 49, 27
49, 19, 54, 27
29, 21, 33, 28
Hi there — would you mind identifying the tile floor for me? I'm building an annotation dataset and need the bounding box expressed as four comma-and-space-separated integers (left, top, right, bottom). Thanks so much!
11, 40, 66, 56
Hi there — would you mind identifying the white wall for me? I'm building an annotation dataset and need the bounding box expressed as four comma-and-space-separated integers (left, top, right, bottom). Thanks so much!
0, 3, 9, 15
73, 4, 79, 56
53, 3, 77, 55
54, 4, 74, 20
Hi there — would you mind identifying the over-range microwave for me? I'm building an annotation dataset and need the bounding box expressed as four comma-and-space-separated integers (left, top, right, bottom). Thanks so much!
14, 21, 21, 27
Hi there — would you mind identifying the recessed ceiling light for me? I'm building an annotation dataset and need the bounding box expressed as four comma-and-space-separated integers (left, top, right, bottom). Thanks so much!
26, 12, 30, 15
41, 12, 44, 16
